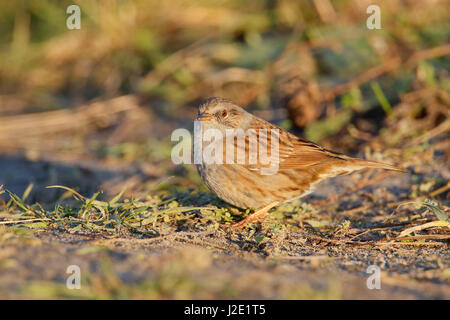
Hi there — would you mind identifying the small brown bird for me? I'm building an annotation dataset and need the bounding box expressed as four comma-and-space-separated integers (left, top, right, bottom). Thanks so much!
195, 97, 405, 229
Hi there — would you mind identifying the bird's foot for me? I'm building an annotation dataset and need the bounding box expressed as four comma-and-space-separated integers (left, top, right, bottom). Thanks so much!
231, 201, 279, 229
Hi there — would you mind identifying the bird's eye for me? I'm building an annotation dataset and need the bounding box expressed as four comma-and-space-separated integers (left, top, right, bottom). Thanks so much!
221, 109, 228, 118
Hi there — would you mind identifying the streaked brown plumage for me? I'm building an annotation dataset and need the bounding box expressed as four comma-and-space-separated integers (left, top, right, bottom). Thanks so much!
195, 97, 404, 227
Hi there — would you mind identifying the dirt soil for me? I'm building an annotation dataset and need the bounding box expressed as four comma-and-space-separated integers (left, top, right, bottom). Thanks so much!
0, 156, 448, 299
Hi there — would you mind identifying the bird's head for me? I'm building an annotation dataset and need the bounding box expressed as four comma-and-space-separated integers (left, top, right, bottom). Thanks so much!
196, 97, 248, 133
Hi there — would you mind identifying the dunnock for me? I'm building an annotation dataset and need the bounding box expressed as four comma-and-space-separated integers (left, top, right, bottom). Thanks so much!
195, 97, 405, 229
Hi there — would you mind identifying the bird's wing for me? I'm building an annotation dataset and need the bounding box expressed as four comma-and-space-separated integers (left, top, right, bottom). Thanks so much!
243, 117, 404, 174
278, 131, 349, 169
245, 117, 348, 171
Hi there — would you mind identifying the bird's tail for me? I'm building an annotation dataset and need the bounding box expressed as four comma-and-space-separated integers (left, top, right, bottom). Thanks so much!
347, 158, 407, 173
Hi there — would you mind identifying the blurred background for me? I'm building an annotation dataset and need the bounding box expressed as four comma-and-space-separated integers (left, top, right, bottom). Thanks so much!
0, 0, 448, 202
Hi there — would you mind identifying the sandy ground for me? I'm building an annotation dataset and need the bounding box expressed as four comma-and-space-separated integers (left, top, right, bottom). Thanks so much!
0, 155, 448, 299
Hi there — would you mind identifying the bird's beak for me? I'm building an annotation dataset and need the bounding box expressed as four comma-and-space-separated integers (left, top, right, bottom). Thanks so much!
196, 113, 213, 121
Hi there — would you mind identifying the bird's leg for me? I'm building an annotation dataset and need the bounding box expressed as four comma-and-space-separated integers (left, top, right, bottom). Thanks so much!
231, 201, 279, 229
